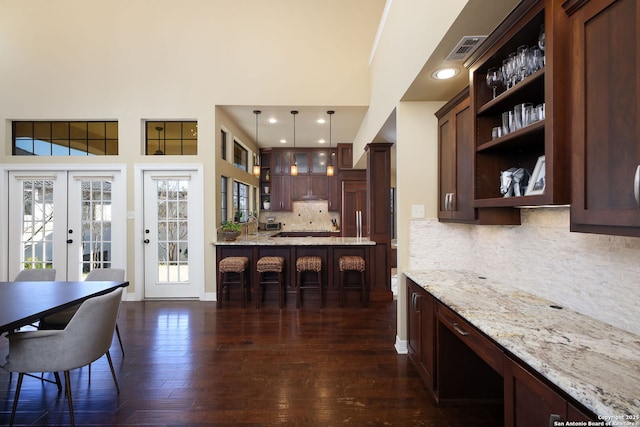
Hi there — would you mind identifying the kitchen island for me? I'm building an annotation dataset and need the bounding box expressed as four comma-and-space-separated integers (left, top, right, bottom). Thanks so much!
212, 233, 379, 306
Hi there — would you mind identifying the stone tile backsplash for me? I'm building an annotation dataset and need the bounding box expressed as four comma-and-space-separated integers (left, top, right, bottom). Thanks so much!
409, 207, 640, 336
259, 200, 340, 231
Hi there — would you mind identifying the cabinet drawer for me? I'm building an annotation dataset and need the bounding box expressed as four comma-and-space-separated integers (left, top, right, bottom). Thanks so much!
436, 303, 504, 374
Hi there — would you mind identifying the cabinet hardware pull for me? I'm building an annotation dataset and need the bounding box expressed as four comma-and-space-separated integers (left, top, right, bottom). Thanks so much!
634, 165, 640, 209
452, 323, 469, 336
549, 414, 561, 427
449, 193, 455, 211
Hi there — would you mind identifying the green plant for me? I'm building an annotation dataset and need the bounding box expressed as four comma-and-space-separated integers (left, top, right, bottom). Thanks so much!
220, 220, 242, 232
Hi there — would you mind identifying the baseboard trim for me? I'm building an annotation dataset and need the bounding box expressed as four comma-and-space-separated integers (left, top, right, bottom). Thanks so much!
395, 336, 408, 354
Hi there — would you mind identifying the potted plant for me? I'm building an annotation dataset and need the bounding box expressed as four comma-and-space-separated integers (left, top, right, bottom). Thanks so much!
263, 197, 271, 210
219, 220, 242, 241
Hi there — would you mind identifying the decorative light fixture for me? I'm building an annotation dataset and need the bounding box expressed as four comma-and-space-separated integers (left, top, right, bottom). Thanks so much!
252, 110, 261, 177
154, 126, 164, 155
326, 110, 335, 177
290, 110, 298, 176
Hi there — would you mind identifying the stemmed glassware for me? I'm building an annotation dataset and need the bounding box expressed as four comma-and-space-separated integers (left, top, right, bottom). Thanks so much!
486, 67, 502, 99
538, 24, 546, 66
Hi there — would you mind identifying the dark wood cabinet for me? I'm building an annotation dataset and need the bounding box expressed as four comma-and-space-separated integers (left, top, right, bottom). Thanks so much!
467, 0, 570, 209
437, 88, 476, 222
504, 356, 594, 427
407, 280, 435, 393
437, 88, 520, 224
564, 0, 640, 237
341, 179, 366, 237
406, 276, 597, 425
270, 174, 291, 211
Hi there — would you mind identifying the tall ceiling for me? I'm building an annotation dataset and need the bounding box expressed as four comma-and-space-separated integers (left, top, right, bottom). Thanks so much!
218, 0, 521, 151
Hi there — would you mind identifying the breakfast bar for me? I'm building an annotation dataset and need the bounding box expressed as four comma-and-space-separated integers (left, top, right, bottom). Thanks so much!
213, 233, 377, 306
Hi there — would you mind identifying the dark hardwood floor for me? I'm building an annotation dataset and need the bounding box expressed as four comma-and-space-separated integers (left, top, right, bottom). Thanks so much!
1, 294, 503, 426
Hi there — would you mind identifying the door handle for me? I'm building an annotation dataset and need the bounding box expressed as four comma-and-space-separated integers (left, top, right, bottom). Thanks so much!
634, 165, 640, 209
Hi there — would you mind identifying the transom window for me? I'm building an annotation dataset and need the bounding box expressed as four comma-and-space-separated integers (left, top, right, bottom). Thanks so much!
233, 141, 248, 171
146, 121, 197, 155
13, 121, 118, 156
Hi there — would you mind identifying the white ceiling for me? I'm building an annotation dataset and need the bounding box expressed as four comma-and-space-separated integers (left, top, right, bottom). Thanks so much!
218, 0, 521, 151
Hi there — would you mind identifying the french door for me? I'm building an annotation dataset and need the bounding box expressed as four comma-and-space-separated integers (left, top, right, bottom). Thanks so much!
7, 170, 125, 281
142, 170, 203, 299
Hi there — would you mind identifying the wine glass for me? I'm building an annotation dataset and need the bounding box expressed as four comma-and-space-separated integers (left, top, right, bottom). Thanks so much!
486, 67, 502, 99
538, 24, 546, 66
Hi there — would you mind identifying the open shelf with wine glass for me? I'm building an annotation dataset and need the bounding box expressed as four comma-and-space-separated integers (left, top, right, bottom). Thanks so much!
466, 0, 570, 208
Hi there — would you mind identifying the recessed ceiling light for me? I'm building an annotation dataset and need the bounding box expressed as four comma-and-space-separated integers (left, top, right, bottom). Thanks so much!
317, 119, 326, 124
269, 118, 277, 124
318, 139, 326, 144
432, 67, 460, 80
280, 139, 287, 144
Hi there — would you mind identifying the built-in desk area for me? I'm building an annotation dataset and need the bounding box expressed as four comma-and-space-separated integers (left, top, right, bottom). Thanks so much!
405, 270, 640, 426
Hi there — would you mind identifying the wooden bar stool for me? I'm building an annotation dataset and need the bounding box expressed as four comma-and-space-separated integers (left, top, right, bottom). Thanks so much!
217, 256, 250, 308
295, 256, 323, 308
256, 256, 285, 308
338, 255, 368, 307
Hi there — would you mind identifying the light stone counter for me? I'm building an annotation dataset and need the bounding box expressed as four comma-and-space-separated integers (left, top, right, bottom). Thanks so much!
212, 233, 375, 246
405, 270, 640, 419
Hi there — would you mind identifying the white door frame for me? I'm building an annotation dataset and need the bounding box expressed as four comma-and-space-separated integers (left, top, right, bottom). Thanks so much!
134, 164, 205, 301
0, 164, 127, 281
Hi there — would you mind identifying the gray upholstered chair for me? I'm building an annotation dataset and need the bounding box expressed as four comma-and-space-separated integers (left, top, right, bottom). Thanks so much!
4, 287, 123, 427
39, 268, 126, 356
12, 268, 56, 281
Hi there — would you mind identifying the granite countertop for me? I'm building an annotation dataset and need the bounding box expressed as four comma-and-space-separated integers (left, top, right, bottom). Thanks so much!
405, 270, 640, 419
212, 232, 375, 246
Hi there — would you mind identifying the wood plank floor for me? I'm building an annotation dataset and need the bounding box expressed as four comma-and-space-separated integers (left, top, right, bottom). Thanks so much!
1, 296, 503, 426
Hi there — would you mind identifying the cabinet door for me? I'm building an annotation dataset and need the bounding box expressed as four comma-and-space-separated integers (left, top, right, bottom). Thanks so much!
274, 150, 291, 175
438, 92, 475, 222
341, 180, 367, 237
407, 280, 434, 391
271, 175, 291, 211
504, 357, 567, 427
568, 0, 640, 236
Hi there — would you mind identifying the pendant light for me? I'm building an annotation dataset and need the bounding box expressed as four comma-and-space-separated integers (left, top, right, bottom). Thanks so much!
153, 126, 164, 155
290, 110, 298, 176
252, 110, 261, 177
326, 110, 335, 177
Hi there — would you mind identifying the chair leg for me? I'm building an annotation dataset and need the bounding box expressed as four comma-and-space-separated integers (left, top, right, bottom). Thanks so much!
115, 323, 125, 357
318, 269, 323, 308
340, 270, 345, 307
217, 271, 223, 308
64, 371, 75, 427
10, 372, 24, 427
240, 271, 246, 308
361, 271, 368, 307
106, 350, 120, 394
278, 271, 284, 309
296, 271, 301, 308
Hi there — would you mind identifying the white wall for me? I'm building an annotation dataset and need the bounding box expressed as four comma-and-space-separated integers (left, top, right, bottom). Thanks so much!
0, 0, 385, 296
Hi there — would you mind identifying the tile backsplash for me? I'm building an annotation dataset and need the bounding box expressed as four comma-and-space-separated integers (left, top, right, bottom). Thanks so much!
259, 200, 340, 231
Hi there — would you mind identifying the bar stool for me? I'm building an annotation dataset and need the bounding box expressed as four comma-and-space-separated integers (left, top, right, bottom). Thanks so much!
256, 256, 285, 308
217, 256, 250, 308
295, 256, 323, 308
338, 255, 368, 307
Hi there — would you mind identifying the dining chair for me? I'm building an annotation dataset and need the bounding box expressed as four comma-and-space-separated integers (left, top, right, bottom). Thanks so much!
39, 268, 126, 356
12, 268, 57, 282
4, 287, 123, 427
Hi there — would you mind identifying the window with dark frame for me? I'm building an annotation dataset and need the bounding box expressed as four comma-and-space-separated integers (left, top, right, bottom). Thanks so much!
145, 121, 197, 155
221, 129, 228, 160
221, 176, 228, 222
233, 180, 249, 222
12, 121, 118, 156
233, 140, 248, 171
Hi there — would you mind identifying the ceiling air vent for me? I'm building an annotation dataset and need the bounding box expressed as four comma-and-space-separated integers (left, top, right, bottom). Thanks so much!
445, 35, 487, 61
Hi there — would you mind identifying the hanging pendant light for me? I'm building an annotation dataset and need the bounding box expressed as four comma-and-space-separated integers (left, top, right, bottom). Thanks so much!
153, 126, 164, 155
290, 110, 298, 176
326, 110, 335, 177
252, 110, 261, 177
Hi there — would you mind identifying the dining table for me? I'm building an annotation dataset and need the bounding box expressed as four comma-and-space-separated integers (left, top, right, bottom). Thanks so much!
0, 280, 129, 334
